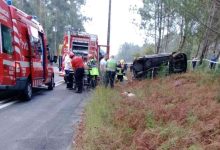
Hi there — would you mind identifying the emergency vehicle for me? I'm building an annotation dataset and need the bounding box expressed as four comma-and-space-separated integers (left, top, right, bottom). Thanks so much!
0, 0, 55, 100
60, 27, 100, 76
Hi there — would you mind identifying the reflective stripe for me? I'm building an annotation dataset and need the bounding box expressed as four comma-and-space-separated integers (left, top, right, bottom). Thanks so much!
19, 61, 30, 68
3, 60, 14, 66
3, 60, 31, 68
117, 67, 123, 75
33, 62, 43, 68
3, 60, 44, 68
12, 19, 17, 23
14, 36, 20, 44
15, 46, 21, 54
13, 26, 19, 34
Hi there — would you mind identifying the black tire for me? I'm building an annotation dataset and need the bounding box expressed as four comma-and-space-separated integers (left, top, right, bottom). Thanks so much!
48, 76, 55, 90
22, 80, 32, 101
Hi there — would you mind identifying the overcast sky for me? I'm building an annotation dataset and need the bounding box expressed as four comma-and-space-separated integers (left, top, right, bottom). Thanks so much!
82, 0, 144, 55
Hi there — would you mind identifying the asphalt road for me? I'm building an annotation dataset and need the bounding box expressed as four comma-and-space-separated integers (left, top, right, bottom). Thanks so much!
0, 68, 90, 150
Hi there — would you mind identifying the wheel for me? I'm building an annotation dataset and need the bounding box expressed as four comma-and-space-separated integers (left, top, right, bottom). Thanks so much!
22, 80, 32, 101
48, 76, 54, 90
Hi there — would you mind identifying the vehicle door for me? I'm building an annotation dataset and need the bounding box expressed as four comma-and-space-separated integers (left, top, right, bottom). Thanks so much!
27, 26, 44, 81
0, 24, 15, 85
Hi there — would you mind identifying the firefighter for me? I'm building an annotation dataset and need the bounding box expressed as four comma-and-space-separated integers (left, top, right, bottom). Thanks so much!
71, 53, 85, 93
105, 55, 117, 88
116, 59, 125, 82
64, 53, 74, 89
87, 54, 99, 88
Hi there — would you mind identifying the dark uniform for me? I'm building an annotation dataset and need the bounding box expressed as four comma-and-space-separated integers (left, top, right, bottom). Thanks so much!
116, 64, 124, 82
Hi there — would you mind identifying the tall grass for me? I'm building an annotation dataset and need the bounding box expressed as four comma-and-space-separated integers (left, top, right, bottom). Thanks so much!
76, 69, 220, 149
82, 87, 119, 149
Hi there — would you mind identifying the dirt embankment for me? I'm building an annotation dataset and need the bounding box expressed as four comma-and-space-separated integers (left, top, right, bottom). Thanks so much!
74, 72, 220, 150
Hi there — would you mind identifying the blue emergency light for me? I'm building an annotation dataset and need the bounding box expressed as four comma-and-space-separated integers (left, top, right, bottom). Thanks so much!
32, 16, 38, 21
6, 0, 12, 5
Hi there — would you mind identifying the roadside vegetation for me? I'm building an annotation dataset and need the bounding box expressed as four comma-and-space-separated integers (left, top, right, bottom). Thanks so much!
75, 70, 220, 149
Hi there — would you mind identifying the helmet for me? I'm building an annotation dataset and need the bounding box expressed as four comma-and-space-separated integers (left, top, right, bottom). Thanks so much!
120, 59, 125, 64
69, 52, 74, 58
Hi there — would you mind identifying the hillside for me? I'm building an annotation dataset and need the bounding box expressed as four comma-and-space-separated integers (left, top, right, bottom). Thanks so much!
74, 72, 220, 150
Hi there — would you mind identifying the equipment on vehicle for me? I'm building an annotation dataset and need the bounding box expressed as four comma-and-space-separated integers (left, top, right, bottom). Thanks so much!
0, 1, 55, 100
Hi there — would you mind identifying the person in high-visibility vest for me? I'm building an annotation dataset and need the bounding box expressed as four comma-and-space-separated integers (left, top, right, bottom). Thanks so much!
105, 55, 117, 88
116, 59, 125, 82
87, 54, 99, 88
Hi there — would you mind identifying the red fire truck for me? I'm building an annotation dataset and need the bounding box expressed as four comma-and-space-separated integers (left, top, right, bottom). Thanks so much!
0, 1, 55, 100
60, 27, 100, 76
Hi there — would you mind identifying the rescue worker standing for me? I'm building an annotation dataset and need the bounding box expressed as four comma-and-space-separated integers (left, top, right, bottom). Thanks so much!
64, 53, 74, 89
116, 59, 125, 82
87, 54, 99, 88
105, 55, 117, 88
71, 53, 85, 93
100, 55, 108, 84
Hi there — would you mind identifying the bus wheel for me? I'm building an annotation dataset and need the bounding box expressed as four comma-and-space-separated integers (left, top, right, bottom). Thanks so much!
48, 76, 54, 90
23, 80, 32, 101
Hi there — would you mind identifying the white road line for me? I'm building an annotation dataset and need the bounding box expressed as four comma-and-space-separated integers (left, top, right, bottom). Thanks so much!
0, 100, 7, 105
55, 80, 64, 87
0, 101, 17, 110
0, 80, 64, 110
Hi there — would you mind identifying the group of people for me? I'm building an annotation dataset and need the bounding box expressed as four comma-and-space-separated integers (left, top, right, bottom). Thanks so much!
100, 55, 127, 88
64, 52, 85, 93
64, 52, 127, 93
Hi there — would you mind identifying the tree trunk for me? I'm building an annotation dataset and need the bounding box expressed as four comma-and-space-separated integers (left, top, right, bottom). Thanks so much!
156, 0, 163, 54
199, 0, 216, 63
165, 11, 170, 53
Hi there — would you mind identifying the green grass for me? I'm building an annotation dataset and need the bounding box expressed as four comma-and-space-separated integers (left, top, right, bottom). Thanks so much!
82, 87, 119, 149
85, 87, 116, 130
145, 111, 156, 129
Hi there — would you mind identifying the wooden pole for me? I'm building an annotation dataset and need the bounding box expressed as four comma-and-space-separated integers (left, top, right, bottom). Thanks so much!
107, 0, 111, 57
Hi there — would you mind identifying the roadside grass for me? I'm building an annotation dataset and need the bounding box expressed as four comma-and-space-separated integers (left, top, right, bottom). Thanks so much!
75, 71, 220, 149
81, 87, 118, 149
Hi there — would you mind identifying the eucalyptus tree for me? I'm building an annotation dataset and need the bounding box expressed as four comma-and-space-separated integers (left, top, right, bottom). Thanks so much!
137, 0, 214, 59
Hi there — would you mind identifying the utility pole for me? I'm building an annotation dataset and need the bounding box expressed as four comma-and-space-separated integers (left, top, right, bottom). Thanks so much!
107, 0, 112, 57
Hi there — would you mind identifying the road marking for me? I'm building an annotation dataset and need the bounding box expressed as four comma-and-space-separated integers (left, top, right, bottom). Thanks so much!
0, 80, 64, 110
0, 101, 17, 110
0, 100, 7, 105
55, 80, 64, 87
